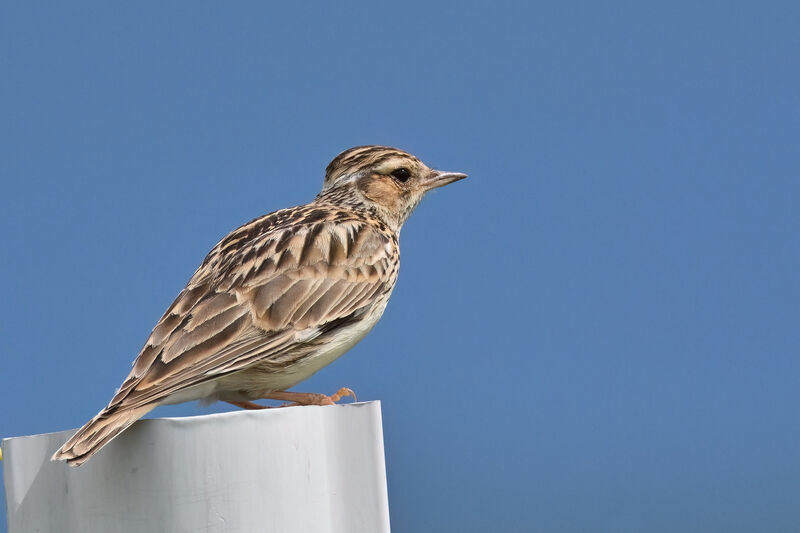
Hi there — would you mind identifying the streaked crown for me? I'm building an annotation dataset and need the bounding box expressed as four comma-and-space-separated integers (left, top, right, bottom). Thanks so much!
324, 145, 421, 187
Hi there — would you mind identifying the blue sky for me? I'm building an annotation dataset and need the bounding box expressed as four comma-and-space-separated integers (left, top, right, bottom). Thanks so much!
1, 1, 799, 531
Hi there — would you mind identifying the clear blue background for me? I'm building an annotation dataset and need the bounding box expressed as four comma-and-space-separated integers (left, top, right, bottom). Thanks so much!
2, 2, 799, 531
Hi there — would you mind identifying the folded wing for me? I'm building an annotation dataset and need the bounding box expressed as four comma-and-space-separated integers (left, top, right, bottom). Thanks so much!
111, 214, 396, 410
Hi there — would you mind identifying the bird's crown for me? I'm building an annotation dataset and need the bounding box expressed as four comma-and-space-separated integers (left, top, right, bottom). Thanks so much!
324, 145, 420, 186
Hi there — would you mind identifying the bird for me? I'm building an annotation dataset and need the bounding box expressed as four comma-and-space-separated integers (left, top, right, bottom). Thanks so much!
52, 145, 467, 466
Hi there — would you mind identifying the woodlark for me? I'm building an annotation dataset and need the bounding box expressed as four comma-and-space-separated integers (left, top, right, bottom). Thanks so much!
52, 145, 466, 465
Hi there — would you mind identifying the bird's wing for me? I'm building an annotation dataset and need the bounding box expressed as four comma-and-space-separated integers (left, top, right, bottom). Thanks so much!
108, 213, 396, 410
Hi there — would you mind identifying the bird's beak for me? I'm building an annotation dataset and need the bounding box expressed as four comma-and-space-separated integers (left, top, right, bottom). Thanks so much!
422, 170, 468, 191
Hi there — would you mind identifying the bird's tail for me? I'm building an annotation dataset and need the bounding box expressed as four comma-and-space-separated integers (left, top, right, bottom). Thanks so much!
51, 403, 155, 466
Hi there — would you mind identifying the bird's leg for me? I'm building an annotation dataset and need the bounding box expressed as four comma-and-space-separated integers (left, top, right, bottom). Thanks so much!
226, 388, 356, 409
226, 400, 271, 410
226, 400, 299, 409
261, 387, 356, 406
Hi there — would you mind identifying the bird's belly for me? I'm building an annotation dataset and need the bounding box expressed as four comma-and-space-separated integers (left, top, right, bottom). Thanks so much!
213, 299, 388, 402
280, 312, 380, 388
161, 380, 220, 405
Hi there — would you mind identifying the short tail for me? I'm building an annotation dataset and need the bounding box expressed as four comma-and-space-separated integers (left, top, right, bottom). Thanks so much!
51, 404, 155, 466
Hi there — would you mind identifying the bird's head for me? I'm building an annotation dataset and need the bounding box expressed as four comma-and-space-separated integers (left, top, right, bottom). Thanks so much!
319, 145, 467, 231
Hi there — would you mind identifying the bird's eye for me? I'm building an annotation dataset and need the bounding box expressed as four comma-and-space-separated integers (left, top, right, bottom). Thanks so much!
390, 168, 411, 182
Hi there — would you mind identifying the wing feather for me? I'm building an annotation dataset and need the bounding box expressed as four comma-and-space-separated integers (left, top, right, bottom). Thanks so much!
109, 210, 396, 410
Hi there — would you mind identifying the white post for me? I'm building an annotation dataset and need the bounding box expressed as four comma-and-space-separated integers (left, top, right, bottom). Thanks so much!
3, 401, 390, 533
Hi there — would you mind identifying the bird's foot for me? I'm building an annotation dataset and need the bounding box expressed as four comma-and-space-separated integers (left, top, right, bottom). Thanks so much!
261, 387, 356, 406
328, 387, 357, 403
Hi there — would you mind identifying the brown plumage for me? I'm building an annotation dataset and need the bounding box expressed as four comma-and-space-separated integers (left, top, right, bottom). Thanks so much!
52, 145, 466, 465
